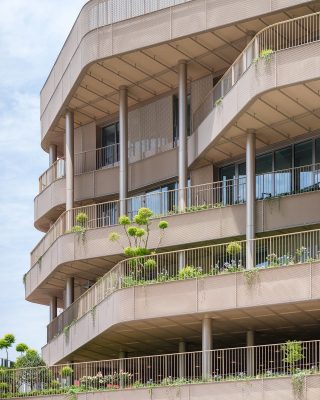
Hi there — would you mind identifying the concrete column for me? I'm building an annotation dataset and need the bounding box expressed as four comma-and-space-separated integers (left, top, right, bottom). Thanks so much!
66, 277, 74, 309
246, 330, 255, 377
49, 296, 58, 322
202, 317, 213, 380
178, 251, 185, 271
49, 144, 57, 167
178, 60, 188, 211
246, 131, 256, 269
119, 351, 127, 388
179, 341, 186, 378
65, 110, 74, 229
119, 86, 128, 216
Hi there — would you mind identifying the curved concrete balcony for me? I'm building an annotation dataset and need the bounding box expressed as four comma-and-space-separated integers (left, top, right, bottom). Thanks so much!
27, 166, 320, 305
4, 342, 320, 399
40, 0, 317, 149
35, 146, 177, 231
190, 13, 320, 167
41, 228, 320, 364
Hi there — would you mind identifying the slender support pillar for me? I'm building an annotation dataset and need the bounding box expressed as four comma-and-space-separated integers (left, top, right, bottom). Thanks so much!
178, 251, 185, 271
179, 341, 186, 378
202, 317, 213, 380
246, 330, 255, 377
119, 351, 127, 388
65, 110, 74, 230
246, 131, 256, 269
49, 144, 57, 167
178, 60, 188, 211
66, 277, 74, 309
119, 86, 128, 216
49, 296, 57, 322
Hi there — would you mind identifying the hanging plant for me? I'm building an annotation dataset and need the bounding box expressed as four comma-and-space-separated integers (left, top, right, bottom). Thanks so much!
243, 268, 260, 287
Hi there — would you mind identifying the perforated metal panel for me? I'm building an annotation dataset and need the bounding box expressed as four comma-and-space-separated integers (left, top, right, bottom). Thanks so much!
128, 96, 174, 159
191, 75, 213, 115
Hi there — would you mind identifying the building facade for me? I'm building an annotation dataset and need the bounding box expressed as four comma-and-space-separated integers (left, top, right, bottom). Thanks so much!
17, 0, 320, 398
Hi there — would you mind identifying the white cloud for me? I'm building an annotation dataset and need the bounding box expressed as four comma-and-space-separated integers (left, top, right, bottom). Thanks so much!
0, 0, 87, 361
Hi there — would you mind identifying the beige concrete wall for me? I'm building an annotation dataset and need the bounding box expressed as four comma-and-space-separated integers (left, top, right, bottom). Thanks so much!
28, 191, 320, 303
190, 165, 214, 186
9, 375, 320, 400
74, 122, 96, 154
42, 261, 320, 364
34, 147, 178, 228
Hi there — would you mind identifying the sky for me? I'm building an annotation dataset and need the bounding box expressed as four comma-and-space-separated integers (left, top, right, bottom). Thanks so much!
0, 0, 87, 361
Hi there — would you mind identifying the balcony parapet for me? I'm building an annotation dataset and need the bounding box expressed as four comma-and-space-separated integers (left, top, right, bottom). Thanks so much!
3, 340, 320, 398
46, 228, 320, 342
38, 142, 175, 194
192, 11, 320, 131
31, 163, 320, 268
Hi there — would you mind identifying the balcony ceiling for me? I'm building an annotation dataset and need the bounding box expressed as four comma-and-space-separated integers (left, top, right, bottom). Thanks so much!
46, 3, 320, 154
58, 302, 320, 363
198, 80, 320, 167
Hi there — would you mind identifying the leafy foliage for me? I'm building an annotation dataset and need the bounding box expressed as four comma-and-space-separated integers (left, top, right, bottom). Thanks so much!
282, 341, 304, 373
0, 334, 15, 362
15, 343, 28, 355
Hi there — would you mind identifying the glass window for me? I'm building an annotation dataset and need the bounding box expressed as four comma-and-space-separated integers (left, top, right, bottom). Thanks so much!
274, 147, 292, 196
275, 147, 292, 170
100, 123, 120, 167
238, 163, 246, 203
315, 139, 320, 188
256, 153, 273, 199
316, 138, 320, 164
220, 165, 236, 205
294, 140, 313, 192
294, 140, 312, 167
173, 95, 179, 145
173, 94, 192, 144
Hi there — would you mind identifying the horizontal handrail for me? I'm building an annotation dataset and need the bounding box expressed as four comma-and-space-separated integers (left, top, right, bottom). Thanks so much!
31, 163, 320, 267
2, 339, 320, 398
193, 11, 320, 130
38, 159, 65, 192
38, 141, 175, 193
47, 226, 320, 341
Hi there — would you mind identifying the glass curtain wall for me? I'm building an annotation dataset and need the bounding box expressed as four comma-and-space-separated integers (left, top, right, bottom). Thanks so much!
220, 137, 320, 203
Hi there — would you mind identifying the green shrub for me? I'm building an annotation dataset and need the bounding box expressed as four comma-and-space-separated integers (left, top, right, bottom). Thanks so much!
144, 259, 157, 269
60, 366, 73, 377
226, 241, 241, 257
75, 212, 88, 227
0, 382, 8, 393
178, 266, 202, 280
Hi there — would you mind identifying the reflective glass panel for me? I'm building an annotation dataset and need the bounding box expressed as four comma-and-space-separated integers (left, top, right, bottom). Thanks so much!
274, 147, 292, 195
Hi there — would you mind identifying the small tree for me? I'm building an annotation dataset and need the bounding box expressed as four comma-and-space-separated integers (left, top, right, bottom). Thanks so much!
0, 334, 15, 364
109, 208, 168, 278
15, 343, 28, 356
281, 341, 304, 374
15, 349, 50, 391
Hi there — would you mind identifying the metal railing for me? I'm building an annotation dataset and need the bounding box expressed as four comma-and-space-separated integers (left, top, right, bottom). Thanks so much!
31, 177, 244, 266
1, 340, 320, 398
47, 227, 320, 341
193, 11, 320, 130
38, 159, 65, 192
38, 141, 175, 193
32, 163, 320, 267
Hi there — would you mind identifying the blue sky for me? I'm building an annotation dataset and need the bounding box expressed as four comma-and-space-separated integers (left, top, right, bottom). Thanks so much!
0, 0, 87, 361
